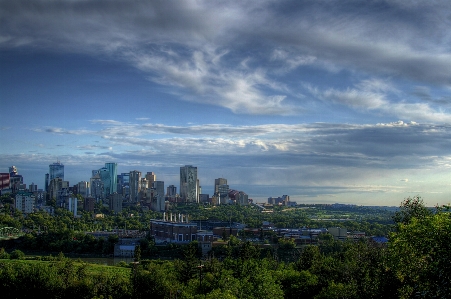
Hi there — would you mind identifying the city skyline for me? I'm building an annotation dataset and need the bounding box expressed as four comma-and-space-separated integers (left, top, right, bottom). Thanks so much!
1, 1, 451, 206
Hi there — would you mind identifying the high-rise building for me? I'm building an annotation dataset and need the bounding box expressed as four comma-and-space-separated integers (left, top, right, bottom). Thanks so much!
180, 165, 198, 203
109, 193, 123, 214
145, 172, 156, 186
49, 161, 64, 181
104, 163, 118, 194
167, 185, 177, 197
214, 178, 227, 194
129, 170, 142, 202
77, 181, 90, 198
48, 178, 69, 205
10, 175, 24, 193
152, 181, 165, 211
68, 195, 78, 217
98, 167, 111, 198
90, 175, 104, 201
84, 197, 96, 212
117, 172, 130, 197
218, 184, 229, 204
28, 182, 37, 192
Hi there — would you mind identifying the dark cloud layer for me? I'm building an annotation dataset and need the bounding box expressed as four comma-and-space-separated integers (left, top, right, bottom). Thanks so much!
1, 0, 450, 116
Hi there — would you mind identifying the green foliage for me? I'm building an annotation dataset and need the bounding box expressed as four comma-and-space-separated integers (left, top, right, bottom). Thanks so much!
10, 249, 25, 259
389, 210, 451, 298
0, 247, 10, 259
392, 195, 432, 225
1, 197, 449, 298
277, 237, 296, 250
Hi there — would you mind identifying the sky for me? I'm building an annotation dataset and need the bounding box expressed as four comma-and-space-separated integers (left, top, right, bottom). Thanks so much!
1, 0, 451, 206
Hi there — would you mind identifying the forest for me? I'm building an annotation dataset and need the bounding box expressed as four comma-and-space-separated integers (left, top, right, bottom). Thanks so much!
0, 196, 450, 298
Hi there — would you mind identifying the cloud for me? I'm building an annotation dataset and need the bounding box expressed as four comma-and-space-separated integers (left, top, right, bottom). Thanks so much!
33, 127, 94, 135
2, 0, 449, 116
33, 120, 451, 171
309, 79, 451, 123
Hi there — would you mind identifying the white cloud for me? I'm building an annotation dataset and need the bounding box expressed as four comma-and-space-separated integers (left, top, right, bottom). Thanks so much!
310, 79, 451, 123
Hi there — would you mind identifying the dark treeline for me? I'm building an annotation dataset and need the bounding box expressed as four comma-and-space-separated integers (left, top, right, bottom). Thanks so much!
0, 197, 450, 298
0, 196, 450, 298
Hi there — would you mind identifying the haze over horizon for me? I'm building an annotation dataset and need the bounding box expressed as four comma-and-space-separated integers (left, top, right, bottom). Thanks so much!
1, 0, 450, 206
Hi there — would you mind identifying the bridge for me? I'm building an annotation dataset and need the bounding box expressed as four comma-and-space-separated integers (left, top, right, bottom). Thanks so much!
0, 227, 23, 240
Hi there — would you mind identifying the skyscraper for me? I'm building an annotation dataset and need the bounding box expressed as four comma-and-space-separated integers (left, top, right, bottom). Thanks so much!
99, 167, 111, 198
129, 170, 141, 202
167, 185, 177, 197
145, 172, 156, 186
49, 161, 64, 181
104, 162, 117, 194
180, 165, 198, 203
117, 172, 130, 197
152, 181, 165, 211
214, 178, 227, 194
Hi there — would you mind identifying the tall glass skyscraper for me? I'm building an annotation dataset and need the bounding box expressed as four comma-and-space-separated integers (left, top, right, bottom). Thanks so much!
104, 162, 117, 194
45, 161, 64, 194
129, 170, 142, 202
180, 165, 198, 203
49, 161, 64, 180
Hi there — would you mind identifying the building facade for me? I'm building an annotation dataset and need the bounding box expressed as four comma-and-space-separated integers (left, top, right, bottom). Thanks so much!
104, 162, 118, 195
152, 181, 165, 211
77, 181, 90, 198
15, 192, 35, 214
150, 216, 198, 243
180, 165, 198, 203
49, 161, 64, 181
129, 170, 141, 202
109, 192, 123, 214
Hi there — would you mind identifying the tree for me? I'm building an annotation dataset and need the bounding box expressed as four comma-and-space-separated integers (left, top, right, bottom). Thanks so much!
134, 245, 141, 262
10, 249, 25, 259
389, 208, 451, 298
393, 196, 432, 225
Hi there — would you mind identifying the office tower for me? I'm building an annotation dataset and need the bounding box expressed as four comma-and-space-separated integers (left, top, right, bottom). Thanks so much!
109, 193, 123, 214
145, 172, 156, 186
44, 173, 49, 193
68, 195, 78, 217
140, 178, 148, 190
9, 174, 23, 193
77, 181, 90, 198
218, 184, 229, 204
28, 182, 37, 192
48, 178, 69, 205
117, 172, 130, 198
199, 194, 209, 203
152, 181, 165, 211
180, 165, 198, 203
49, 161, 64, 181
214, 178, 227, 194
90, 175, 104, 201
98, 167, 111, 197
104, 163, 118, 194
167, 185, 177, 197
129, 170, 142, 202
84, 197, 96, 212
